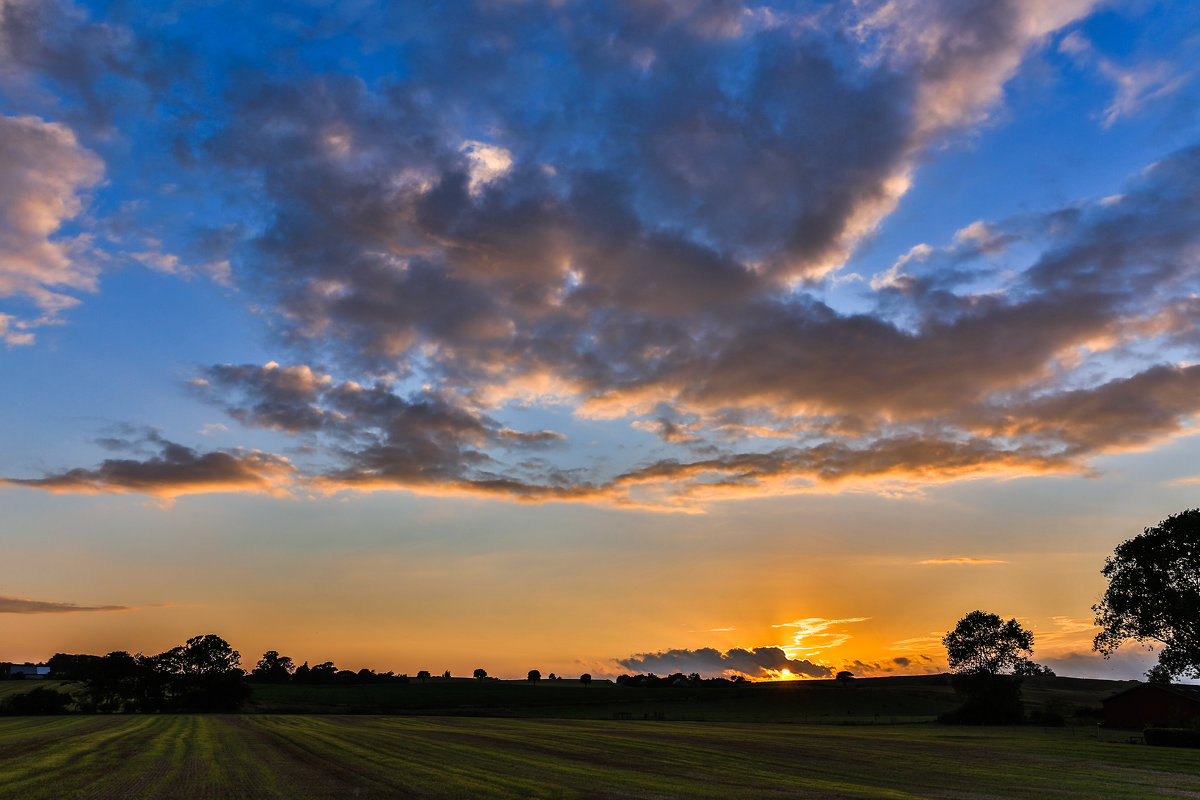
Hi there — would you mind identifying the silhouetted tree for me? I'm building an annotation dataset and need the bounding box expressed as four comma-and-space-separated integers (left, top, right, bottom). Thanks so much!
944, 611, 1036, 675
941, 611, 1043, 725
251, 650, 295, 683
308, 661, 337, 684
579, 673, 592, 687
443, 670, 451, 678
836, 670, 855, 686
473, 668, 487, 680
1094, 509, 1200, 681
47, 653, 101, 680
82, 651, 158, 713
152, 634, 249, 712
417, 670, 431, 683
293, 661, 311, 683
527, 669, 541, 683
1013, 661, 1055, 677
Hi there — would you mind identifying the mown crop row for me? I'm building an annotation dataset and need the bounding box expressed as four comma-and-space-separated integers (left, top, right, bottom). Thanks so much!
1, 715, 1198, 799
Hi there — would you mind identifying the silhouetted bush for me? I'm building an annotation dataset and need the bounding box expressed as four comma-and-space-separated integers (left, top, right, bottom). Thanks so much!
615, 672, 747, 688
937, 672, 1025, 725
1144, 728, 1200, 747
1, 687, 72, 715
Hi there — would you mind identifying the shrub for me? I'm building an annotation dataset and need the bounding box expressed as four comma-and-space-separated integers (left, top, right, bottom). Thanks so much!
0, 687, 72, 715
1143, 728, 1200, 748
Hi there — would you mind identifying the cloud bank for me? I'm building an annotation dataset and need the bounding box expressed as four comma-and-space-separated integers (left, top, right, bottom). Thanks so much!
4, 0, 1199, 509
618, 646, 831, 679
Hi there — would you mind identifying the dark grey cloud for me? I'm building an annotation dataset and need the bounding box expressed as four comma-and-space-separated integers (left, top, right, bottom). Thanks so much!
618, 646, 831, 679
0, 595, 131, 614
841, 656, 938, 677
0, 434, 294, 502
192, 362, 581, 500
0, 0, 136, 123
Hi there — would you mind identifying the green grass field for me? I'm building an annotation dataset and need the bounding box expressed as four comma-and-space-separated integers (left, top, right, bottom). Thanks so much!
0, 714, 1196, 799
0, 680, 74, 700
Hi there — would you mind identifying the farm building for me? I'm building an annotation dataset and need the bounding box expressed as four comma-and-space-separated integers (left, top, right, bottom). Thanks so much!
1103, 683, 1200, 729
8, 663, 50, 678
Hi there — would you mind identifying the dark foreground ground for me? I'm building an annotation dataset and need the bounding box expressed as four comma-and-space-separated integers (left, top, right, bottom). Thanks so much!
1, 714, 1197, 799
1, 675, 1189, 799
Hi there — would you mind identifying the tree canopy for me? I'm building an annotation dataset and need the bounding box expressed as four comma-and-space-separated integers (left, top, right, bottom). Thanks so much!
252, 650, 295, 683
943, 610, 1036, 675
940, 611, 1044, 725
1093, 508, 1200, 681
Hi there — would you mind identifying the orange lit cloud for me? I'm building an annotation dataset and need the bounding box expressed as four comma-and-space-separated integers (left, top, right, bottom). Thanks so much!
919, 557, 1007, 565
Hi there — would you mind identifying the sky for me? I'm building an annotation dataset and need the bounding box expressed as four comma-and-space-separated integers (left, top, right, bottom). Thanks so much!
1, 0, 1198, 682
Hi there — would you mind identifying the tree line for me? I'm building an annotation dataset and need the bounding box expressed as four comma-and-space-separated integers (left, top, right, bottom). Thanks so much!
12, 634, 249, 714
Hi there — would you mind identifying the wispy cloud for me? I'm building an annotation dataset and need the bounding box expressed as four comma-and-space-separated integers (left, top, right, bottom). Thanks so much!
919, 557, 1008, 565
886, 634, 945, 652
1059, 31, 1189, 127
771, 617, 870, 656
0, 595, 131, 614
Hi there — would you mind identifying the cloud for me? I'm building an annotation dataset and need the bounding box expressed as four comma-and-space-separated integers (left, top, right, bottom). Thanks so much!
1058, 31, 1188, 128
617, 646, 831, 679
0, 432, 295, 505
919, 557, 1007, 565
8, 1, 1200, 509
0, 595, 131, 614
0, 113, 103, 341
0, 0, 138, 124
858, 0, 1098, 136
772, 617, 870, 656
1039, 648, 1157, 681
840, 655, 941, 677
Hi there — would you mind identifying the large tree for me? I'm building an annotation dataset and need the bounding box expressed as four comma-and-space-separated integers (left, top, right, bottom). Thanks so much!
1093, 509, 1200, 681
943, 611, 1036, 675
153, 634, 249, 711
940, 610, 1043, 725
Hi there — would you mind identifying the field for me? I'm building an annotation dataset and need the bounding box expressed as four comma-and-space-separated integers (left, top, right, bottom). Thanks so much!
2, 676, 1186, 798
242, 673, 1130, 723
2, 714, 1198, 799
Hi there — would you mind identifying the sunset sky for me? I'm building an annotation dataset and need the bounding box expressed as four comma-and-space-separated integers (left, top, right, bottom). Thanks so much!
2, 0, 1199, 681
